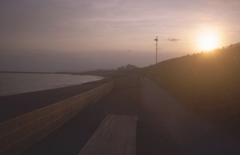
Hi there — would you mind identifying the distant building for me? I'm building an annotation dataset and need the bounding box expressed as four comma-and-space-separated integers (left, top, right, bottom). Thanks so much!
117, 66, 124, 71
118, 64, 138, 71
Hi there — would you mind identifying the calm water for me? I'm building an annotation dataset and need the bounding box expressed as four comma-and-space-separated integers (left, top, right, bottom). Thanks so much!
0, 73, 103, 96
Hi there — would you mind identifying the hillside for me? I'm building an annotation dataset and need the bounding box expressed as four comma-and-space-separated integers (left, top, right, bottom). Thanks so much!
142, 43, 240, 126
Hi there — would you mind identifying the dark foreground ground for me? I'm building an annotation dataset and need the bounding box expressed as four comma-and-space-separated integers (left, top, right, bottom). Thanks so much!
3, 75, 240, 155
17, 75, 177, 155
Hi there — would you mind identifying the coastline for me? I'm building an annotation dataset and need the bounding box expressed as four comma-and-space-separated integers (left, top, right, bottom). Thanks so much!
0, 79, 110, 122
0, 72, 104, 97
18, 75, 182, 155
19, 75, 147, 155
3, 75, 239, 155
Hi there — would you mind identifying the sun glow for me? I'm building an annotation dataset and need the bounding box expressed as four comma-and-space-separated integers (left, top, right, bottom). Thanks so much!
198, 31, 220, 51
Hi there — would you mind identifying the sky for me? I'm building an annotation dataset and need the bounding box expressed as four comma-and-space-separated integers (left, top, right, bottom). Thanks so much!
0, 0, 240, 72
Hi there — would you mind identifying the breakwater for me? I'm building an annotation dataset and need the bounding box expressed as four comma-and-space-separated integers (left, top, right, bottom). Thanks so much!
0, 81, 113, 155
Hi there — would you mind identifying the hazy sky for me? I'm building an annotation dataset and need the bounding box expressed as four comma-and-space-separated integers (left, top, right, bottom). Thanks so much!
1, 0, 240, 72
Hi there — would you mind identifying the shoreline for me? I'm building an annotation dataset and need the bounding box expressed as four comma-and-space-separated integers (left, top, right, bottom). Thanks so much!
0, 72, 105, 97
0, 78, 104, 97
19, 74, 147, 155
0, 79, 111, 123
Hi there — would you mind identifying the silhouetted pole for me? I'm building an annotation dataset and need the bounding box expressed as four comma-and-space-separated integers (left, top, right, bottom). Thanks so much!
154, 36, 158, 64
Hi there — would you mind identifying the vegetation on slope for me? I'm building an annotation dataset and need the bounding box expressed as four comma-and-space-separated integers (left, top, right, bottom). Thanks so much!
142, 43, 240, 125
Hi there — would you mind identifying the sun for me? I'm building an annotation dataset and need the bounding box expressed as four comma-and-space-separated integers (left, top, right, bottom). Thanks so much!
198, 31, 219, 51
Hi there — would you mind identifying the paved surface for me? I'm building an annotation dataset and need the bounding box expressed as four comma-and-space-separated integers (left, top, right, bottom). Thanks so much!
12, 75, 240, 155
19, 75, 144, 155
79, 115, 136, 155
141, 77, 240, 154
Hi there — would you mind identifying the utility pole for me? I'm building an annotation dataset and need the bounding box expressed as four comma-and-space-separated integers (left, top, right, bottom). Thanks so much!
154, 36, 158, 64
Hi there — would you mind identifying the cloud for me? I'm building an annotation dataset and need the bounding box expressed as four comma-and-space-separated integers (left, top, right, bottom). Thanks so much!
199, 0, 235, 7
168, 38, 180, 42
1, 0, 239, 54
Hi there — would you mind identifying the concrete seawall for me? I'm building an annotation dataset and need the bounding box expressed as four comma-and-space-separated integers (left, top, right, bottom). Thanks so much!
0, 81, 113, 155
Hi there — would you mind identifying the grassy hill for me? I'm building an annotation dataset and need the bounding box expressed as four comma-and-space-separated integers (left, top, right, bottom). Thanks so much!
142, 43, 240, 125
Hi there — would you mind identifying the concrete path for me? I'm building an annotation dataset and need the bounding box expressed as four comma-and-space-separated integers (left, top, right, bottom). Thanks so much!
141, 77, 240, 154
19, 75, 143, 155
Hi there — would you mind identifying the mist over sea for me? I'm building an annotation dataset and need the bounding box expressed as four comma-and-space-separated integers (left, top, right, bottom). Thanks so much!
0, 73, 103, 96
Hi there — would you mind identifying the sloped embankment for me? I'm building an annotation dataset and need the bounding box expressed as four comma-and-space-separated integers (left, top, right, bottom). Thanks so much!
143, 44, 240, 126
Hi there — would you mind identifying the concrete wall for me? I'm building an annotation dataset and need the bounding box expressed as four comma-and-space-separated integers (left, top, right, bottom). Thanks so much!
0, 82, 113, 155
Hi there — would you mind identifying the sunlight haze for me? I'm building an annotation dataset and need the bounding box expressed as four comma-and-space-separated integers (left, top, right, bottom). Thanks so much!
198, 29, 220, 51
0, 0, 240, 71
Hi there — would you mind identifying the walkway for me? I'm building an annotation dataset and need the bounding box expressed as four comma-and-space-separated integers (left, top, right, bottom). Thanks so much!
141, 77, 240, 154
16, 75, 240, 155
79, 115, 136, 155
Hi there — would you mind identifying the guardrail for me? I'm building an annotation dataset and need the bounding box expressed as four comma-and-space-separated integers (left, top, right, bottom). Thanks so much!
0, 81, 113, 155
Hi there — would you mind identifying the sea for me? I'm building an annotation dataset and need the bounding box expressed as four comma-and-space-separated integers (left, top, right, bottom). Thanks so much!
0, 73, 103, 96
